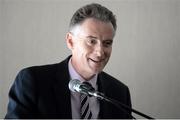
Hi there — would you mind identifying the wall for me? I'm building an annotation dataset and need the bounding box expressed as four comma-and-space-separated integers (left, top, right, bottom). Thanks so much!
1, 0, 180, 118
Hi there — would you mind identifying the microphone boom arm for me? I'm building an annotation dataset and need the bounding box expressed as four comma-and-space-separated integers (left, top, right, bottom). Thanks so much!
92, 92, 154, 119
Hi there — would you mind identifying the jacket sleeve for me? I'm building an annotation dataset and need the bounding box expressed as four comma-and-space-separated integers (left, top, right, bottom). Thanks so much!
5, 68, 38, 119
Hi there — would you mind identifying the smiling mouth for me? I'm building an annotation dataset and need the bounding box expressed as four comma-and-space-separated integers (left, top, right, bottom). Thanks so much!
89, 58, 103, 63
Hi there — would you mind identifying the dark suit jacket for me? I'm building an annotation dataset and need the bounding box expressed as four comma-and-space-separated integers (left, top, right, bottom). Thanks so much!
5, 56, 132, 119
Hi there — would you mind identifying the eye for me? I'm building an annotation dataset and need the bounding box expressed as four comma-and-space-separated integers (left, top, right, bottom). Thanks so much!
103, 40, 113, 47
87, 39, 97, 45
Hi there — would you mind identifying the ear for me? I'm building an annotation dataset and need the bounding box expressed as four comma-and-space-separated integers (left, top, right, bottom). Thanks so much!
66, 32, 74, 50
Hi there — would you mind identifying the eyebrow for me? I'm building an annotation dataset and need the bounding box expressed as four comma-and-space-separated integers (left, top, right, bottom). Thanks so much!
86, 35, 97, 39
86, 35, 113, 41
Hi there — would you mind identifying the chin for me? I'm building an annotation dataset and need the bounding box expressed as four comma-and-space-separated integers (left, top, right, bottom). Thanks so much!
91, 68, 103, 74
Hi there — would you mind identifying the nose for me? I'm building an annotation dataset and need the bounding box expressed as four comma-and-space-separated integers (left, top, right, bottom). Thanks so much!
95, 43, 105, 57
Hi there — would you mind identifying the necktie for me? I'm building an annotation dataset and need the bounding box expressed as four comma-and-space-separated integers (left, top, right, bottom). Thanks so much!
80, 92, 92, 119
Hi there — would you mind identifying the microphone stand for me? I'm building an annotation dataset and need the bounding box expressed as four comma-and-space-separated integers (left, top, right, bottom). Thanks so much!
92, 92, 154, 119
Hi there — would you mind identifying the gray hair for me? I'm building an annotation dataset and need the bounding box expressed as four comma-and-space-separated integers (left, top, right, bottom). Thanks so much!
69, 3, 117, 32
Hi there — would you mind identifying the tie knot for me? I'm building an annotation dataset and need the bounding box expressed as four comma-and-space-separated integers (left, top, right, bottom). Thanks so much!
82, 82, 95, 91
80, 82, 95, 98
82, 81, 92, 87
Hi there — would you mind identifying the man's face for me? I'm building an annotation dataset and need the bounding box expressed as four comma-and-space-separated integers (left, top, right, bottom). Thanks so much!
66, 18, 115, 80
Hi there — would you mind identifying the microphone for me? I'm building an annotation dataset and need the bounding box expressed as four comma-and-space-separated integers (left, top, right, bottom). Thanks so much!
68, 79, 103, 98
68, 79, 154, 119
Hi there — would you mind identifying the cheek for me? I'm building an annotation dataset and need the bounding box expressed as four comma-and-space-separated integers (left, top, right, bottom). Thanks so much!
74, 43, 92, 58
73, 42, 84, 53
105, 48, 112, 57
81, 44, 94, 55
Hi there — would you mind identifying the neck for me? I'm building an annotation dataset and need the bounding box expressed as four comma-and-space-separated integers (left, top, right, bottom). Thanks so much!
81, 73, 96, 81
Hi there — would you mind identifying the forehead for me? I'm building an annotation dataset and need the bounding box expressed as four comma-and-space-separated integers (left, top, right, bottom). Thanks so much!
72, 18, 115, 40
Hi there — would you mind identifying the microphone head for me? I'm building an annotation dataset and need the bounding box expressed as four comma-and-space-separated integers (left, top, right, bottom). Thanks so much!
68, 79, 81, 92
69, 79, 104, 99
81, 82, 95, 92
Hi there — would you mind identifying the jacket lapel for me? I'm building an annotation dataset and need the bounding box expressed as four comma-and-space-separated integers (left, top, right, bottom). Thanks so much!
97, 72, 110, 118
53, 56, 72, 119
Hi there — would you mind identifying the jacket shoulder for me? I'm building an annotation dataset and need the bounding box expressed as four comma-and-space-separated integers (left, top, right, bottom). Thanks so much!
100, 71, 128, 89
19, 57, 69, 79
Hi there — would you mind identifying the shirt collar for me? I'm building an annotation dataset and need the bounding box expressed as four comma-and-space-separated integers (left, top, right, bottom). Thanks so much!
68, 58, 97, 90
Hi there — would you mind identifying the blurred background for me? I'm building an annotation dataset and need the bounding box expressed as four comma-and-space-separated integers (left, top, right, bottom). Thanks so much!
0, 0, 180, 118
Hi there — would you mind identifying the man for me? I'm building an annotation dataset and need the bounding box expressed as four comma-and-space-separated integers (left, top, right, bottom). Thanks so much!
5, 3, 132, 119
